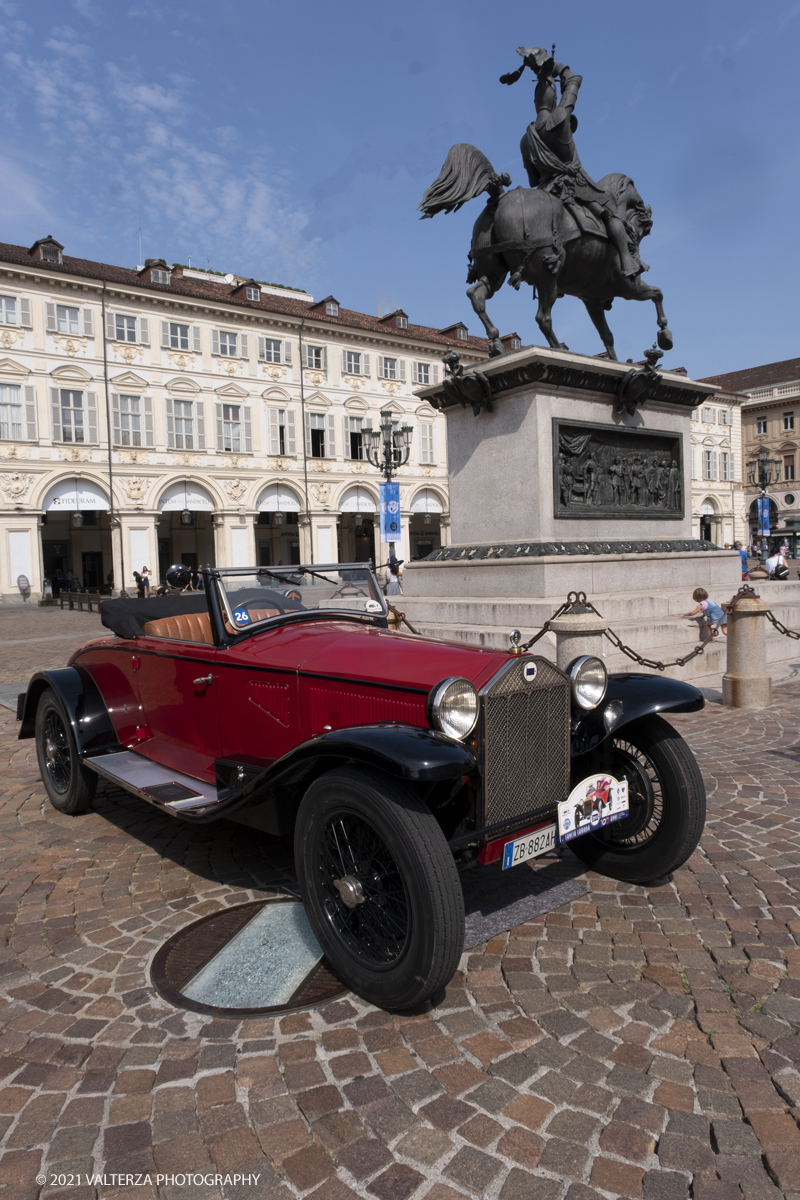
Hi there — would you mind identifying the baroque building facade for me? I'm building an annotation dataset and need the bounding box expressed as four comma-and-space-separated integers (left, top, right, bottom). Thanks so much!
0, 236, 489, 602
687, 389, 746, 545
702, 356, 800, 556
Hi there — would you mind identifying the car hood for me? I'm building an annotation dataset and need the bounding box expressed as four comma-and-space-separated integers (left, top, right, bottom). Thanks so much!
295, 622, 510, 693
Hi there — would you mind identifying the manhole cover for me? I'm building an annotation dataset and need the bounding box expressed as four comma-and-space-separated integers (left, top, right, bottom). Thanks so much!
151, 897, 348, 1017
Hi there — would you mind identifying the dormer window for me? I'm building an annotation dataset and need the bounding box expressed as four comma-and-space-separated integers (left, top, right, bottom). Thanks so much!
42, 245, 59, 263
511, 337, 521, 350
397, 315, 408, 329
29, 236, 64, 265
246, 287, 260, 301
151, 269, 170, 284
457, 327, 468, 341
326, 301, 339, 317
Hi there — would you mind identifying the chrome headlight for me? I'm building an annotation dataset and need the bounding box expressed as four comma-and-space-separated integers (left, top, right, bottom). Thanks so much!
567, 655, 607, 710
428, 676, 479, 740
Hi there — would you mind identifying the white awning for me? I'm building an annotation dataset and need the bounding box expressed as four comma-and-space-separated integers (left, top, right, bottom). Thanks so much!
339, 486, 376, 513
256, 483, 301, 512
410, 488, 444, 514
43, 478, 109, 511
159, 481, 215, 511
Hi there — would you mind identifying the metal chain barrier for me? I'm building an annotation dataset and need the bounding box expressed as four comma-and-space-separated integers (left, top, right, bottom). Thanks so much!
519, 589, 708, 672
728, 583, 800, 641
386, 604, 421, 635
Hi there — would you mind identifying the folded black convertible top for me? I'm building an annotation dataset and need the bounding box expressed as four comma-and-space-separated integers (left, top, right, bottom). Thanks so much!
99, 593, 208, 640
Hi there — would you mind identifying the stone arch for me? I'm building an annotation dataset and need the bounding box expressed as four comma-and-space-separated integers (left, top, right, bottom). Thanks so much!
50, 363, 93, 384
256, 481, 303, 511
262, 386, 291, 402
156, 477, 222, 512
414, 403, 437, 419
165, 376, 201, 395
337, 483, 379, 512
344, 395, 369, 412
408, 486, 446, 514
36, 471, 114, 512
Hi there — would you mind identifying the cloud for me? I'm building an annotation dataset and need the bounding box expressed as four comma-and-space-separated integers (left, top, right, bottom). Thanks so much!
0, 21, 317, 281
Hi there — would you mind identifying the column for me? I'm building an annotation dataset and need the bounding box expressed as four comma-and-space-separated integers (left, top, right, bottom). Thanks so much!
298, 514, 312, 562
399, 513, 411, 564
312, 514, 339, 564
439, 513, 452, 547
0, 513, 40, 602
120, 512, 158, 595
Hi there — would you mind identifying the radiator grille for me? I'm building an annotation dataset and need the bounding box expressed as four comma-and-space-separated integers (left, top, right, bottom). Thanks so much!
482, 657, 570, 828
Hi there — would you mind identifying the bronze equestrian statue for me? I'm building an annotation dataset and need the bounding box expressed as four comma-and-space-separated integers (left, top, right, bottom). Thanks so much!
418, 46, 673, 361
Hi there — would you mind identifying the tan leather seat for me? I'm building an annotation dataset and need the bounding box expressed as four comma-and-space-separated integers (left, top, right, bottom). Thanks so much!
142, 612, 214, 644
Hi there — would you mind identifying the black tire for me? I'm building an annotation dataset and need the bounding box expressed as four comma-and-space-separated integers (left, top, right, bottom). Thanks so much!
35, 688, 97, 815
568, 714, 705, 884
295, 766, 464, 1010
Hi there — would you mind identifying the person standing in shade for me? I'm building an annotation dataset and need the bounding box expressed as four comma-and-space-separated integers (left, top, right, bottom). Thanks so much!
133, 570, 144, 599
385, 562, 403, 596
141, 566, 151, 597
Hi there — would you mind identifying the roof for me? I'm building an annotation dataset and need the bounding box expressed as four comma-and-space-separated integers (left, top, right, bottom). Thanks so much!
699, 356, 800, 393
0, 240, 489, 354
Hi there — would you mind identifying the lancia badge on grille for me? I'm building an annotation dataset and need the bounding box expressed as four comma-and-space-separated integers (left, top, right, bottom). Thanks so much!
523, 662, 538, 683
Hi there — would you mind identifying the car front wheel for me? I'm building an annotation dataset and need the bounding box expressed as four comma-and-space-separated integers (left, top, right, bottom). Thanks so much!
295, 767, 464, 1010
568, 714, 706, 884
35, 687, 97, 815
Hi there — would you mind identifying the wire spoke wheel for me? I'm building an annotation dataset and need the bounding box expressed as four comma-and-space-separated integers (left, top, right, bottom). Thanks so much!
318, 812, 410, 968
43, 709, 72, 794
569, 714, 706, 884
600, 739, 664, 851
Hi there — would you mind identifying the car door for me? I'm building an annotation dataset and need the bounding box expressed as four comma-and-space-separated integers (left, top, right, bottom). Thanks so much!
131, 633, 220, 783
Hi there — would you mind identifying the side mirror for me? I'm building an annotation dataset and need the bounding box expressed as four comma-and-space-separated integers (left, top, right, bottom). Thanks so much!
165, 564, 192, 590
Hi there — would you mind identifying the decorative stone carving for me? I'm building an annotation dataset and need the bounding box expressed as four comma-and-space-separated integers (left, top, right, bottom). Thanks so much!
343, 375, 365, 391
429, 538, 714, 562
114, 344, 141, 364
310, 460, 332, 474
0, 329, 23, 350
349, 462, 369, 474
554, 419, 683, 519
167, 353, 195, 371
53, 334, 87, 357
119, 449, 147, 464
120, 477, 149, 501
264, 365, 285, 381
304, 371, 325, 386
381, 380, 401, 396
2, 444, 28, 460
224, 479, 248, 503
60, 447, 85, 461
310, 483, 331, 507
220, 360, 240, 376
0, 471, 34, 501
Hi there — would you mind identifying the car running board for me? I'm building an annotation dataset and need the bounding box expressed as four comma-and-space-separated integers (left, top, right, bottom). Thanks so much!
84, 750, 221, 813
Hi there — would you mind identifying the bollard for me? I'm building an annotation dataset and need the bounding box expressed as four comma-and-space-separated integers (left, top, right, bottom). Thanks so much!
548, 611, 608, 672
722, 595, 771, 708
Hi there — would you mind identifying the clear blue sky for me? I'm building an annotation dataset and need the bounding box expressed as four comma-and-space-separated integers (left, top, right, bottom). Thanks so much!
1, 0, 798, 378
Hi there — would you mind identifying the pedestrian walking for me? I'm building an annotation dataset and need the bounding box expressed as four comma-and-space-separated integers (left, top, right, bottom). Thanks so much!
733, 541, 749, 580
133, 570, 144, 599
765, 549, 789, 580
680, 587, 727, 640
141, 566, 151, 596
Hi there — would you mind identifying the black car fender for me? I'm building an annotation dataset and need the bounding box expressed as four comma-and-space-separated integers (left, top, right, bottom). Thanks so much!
222, 723, 477, 835
18, 668, 120, 758
571, 672, 704, 757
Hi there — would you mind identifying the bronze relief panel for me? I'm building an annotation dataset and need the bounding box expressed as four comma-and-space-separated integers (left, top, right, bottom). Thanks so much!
553, 419, 683, 520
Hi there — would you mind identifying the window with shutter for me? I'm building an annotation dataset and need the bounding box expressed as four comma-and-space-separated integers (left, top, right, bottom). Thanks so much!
165, 397, 175, 449
161, 321, 170, 348
215, 402, 224, 451
243, 404, 252, 452
268, 407, 281, 455
45, 303, 57, 333
431, 364, 439, 384
308, 412, 326, 457
0, 385, 23, 440
173, 399, 193, 449
139, 317, 150, 346
20, 298, 32, 328
326, 413, 336, 459
397, 359, 406, 383
240, 333, 249, 360
192, 326, 202, 353
420, 423, 434, 464
285, 409, 296, 456
57, 305, 81, 335
196, 400, 206, 450
105, 311, 115, 340
283, 340, 292, 365
86, 392, 98, 444
50, 388, 61, 442
59, 390, 84, 443
143, 396, 154, 448
82, 309, 94, 337
24, 385, 36, 441
212, 329, 220, 356
111, 394, 121, 446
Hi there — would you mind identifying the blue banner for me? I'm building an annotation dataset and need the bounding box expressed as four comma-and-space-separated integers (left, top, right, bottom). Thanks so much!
380, 481, 401, 543
758, 497, 771, 537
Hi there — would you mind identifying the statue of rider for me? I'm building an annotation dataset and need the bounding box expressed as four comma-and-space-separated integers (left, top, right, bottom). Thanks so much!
503, 47, 643, 279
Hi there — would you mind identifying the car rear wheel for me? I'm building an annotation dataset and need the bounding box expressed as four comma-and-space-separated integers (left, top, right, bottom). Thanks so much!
35, 688, 97, 815
568, 714, 705, 884
295, 767, 464, 1010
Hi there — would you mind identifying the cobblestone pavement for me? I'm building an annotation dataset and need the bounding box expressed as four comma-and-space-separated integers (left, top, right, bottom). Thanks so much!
0, 611, 799, 1200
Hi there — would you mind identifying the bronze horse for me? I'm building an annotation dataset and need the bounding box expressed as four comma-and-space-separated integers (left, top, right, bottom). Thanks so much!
418, 143, 673, 361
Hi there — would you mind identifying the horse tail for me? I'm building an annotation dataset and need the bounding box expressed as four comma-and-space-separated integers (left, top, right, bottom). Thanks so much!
418, 144, 499, 219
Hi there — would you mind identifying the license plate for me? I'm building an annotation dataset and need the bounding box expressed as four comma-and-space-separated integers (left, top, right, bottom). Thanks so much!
557, 773, 629, 845
502, 823, 556, 869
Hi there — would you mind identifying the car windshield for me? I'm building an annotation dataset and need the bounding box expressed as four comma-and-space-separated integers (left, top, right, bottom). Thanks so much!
216, 563, 387, 633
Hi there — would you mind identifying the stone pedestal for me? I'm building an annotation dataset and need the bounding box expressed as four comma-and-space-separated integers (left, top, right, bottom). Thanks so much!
549, 611, 608, 671
722, 596, 772, 709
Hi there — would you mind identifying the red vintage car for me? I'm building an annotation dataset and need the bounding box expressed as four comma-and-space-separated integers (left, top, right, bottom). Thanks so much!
18, 562, 706, 1010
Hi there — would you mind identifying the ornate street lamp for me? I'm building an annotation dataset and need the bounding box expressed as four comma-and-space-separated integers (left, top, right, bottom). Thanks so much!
363, 418, 413, 564
746, 445, 781, 558
71, 480, 83, 527
179, 481, 193, 526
